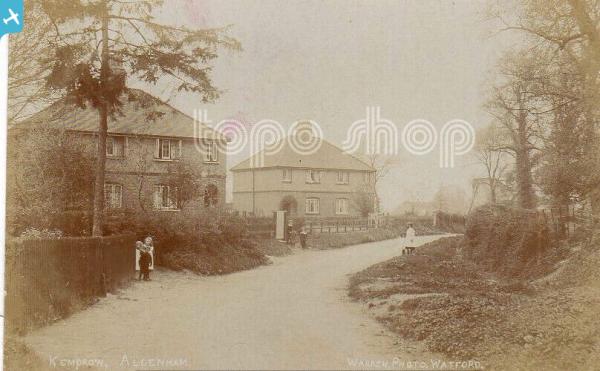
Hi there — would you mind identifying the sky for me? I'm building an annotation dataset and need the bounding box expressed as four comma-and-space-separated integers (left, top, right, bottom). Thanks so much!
136, 0, 515, 211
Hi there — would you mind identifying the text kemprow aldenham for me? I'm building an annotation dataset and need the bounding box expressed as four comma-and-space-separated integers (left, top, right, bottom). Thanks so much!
49, 355, 189, 369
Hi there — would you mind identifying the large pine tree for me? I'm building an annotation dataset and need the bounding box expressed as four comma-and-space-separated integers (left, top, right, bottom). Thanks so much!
41, 0, 240, 235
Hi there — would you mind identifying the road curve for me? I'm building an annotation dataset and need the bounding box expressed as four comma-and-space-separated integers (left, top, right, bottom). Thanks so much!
25, 235, 446, 370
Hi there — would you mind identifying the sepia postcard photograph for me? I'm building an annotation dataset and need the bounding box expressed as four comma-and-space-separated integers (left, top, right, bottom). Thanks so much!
1, 0, 600, 370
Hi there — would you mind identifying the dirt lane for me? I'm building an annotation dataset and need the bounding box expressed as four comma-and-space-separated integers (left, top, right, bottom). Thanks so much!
24, 235, 446, 370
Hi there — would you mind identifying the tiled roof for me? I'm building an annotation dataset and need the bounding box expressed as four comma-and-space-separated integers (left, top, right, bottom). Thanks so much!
14, 89, 226, 140
231, 138, 376, 171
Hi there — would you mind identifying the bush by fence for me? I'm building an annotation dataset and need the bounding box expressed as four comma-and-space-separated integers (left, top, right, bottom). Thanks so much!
433, 211, 467, 233
4, 233, 136, 334
464, 205, 567, 278
245, 217, 275, 238
309, 227, 402, 249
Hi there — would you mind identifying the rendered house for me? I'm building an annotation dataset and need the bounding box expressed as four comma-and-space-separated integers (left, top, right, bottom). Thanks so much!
231, 138, 377, 217
14, 89, 227, 214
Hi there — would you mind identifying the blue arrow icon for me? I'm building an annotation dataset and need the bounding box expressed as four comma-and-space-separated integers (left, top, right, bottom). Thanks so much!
0, 0, 23, 37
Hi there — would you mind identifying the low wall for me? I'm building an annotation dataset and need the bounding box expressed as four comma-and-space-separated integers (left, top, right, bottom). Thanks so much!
4, 233, 136, 334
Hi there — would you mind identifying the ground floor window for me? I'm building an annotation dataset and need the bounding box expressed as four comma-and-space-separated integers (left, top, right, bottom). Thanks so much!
104, 183, 122, 209
154, 185, 179, 210
204, 184, 219, 207
305, 198, 320, 214
335, 198, 349, 215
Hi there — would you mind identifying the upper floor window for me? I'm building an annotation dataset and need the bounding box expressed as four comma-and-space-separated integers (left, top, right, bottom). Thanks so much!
305, 198, 320, 214
335, 198, 349, 215
104, 183, 122, 209
282, 168, 292, 182
106, 136, 125, 158
154, 138, 181, 160
364, 172, 373, 184
305, 169, 322, 184
154, 185, 179, 210
203, 140, 218, 163
336, 171, 349, 184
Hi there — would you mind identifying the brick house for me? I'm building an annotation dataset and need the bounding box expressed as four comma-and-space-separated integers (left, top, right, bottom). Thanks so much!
16, 89, 227, 215
231, 138, 377, 217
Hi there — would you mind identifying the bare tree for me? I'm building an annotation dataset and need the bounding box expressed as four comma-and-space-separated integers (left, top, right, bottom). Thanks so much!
7, 0, 54, 122
360, 153, 401, 212
473, 125, 511, 205
433, 185, 468, 215
7, 128, 95, 235
485, 51, 549, 209
490, 0, 600, 94
489, 0, 600, 212
162, 161, 203, 210
351, 185, 375, 217
536, 65, 593, 208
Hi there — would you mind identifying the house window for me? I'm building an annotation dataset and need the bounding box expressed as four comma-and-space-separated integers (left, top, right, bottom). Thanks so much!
364, 172, 373, 184
204, 184, 219, 207
305, 169, 322, 184
305, 198, 320, 214
335, 198, 349, 215
282, 168, 292, 182
154, 185, 179, 210
106, 136, 125, 158
336, 171, 349, 184
154, 139, 181, 160
104, 183, 122, 209
203, 140, 218, 163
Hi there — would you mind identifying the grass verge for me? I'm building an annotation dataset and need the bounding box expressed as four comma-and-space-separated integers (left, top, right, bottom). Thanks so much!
348, 235, 600, 370
161, 240, 270, 275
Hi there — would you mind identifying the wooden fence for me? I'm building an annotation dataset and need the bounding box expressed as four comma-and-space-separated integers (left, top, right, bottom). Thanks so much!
472, 204, 589, 241
4, 233, 136, 333
532, 206, 581, 240
245, 217, 275, 238
305, 217, 382, 234
243, 215, 389, 237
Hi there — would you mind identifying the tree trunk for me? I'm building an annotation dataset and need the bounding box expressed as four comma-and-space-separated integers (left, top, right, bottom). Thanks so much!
92, 2, 110, 236
513, 88, 536, 210
567, 0, 600, 216
515, 147, 535, 209
489, 181, 497, 205
92, 105, 108, 236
